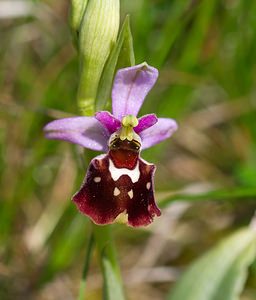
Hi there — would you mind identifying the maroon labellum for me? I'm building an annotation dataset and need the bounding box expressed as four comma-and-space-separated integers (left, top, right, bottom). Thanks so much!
44, 63, 178, 226
73, 132, 161, 226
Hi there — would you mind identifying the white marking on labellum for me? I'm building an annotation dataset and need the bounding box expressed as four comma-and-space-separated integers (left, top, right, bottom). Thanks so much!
113, 187, 121, 196
109, 159, 140, 183
146, 182, 151, 190
128, 189, 133, 199
94, 177, 101, 183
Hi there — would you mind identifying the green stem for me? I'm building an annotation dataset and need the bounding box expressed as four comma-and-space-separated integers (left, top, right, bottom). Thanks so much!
77, 230, 95, 300
93, 224, 125, 300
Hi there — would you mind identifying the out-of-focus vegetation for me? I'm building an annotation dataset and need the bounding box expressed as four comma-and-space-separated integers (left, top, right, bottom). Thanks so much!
1, 1, 256, 299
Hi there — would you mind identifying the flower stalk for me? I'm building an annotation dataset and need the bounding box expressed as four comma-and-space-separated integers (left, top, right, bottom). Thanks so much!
78, 230, 94, 300
93, 224, 125, 300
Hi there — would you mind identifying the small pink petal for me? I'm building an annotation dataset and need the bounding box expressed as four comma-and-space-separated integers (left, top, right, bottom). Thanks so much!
134, 114, 158, 133
95, 111, 121, 134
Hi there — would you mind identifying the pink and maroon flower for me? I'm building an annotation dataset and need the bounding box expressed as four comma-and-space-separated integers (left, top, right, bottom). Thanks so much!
44, 63, 178, 227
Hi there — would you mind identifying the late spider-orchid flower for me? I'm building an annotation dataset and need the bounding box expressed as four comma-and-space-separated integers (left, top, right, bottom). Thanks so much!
44, 63, 178, 227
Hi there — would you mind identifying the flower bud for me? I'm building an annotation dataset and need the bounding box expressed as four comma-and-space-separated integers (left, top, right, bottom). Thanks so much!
78, 0, 120, 116
69, 0, 88, 45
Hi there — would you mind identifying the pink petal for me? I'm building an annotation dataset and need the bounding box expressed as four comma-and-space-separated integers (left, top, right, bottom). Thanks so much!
134, 114, 158, 133
140, 118, 178, 150
44, 117, 109, 151
112, 63, 158, 120
95, 111, 121, 134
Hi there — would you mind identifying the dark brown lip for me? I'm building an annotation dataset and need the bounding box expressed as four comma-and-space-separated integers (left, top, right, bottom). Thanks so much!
110, 138, 141, 152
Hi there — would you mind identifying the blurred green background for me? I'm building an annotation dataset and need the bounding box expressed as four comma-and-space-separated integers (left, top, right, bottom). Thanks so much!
1, 0, 256, 299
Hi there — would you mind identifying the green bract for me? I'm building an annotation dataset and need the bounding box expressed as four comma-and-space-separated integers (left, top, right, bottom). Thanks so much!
77, 0, 120, 116
69, 0, 88, 46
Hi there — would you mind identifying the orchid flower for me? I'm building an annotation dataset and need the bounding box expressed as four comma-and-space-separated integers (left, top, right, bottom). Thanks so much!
44, 63, 178, 227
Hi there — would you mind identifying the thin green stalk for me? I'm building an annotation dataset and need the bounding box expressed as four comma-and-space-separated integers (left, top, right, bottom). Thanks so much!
78, 230, 95, 300
93, 224, 125, 300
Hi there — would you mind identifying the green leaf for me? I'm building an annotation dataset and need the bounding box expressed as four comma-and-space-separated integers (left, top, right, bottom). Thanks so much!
179, 0, 216, 70
151, 0, 192, 67
93, 225, 125, 300
102, 256, 125, 300
159, 187, 256, 208
116, 16, 135, 70
78, 231, 94, 300
96, 15, 135, 111
167, 228, 256, 300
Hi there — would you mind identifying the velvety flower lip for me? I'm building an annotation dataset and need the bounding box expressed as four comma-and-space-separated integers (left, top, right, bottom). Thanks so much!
43, 62, 178, 227
72, 154, 161, 227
